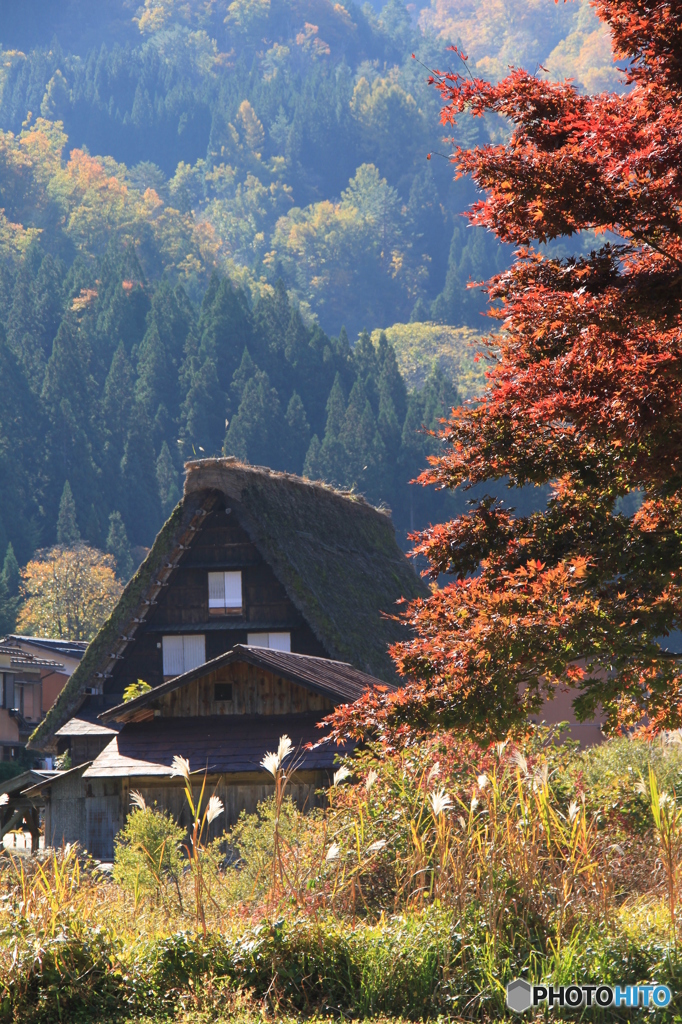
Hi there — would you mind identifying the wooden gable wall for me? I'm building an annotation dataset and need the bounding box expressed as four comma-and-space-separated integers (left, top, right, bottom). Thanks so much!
102, 498, 328, 702
126, 662, 333, 720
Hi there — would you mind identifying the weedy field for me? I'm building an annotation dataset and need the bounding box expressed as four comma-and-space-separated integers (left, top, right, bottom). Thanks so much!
3, 729, 682, 1023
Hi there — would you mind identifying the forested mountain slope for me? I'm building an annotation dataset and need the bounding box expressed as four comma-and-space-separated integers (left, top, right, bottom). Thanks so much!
0, 0, 619, 333
0, 0, 614, 607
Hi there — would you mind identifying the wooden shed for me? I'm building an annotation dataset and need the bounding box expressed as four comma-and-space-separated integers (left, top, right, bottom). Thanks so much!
31, 645, 389, 859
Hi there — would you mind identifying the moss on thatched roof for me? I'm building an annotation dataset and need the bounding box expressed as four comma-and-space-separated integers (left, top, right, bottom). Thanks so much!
30, 459, 427, 751
29, 495, 203, 751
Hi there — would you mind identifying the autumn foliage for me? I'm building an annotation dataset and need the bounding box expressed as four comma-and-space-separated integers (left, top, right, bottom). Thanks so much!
328, 0, 682, 742
17, 545, 123, 642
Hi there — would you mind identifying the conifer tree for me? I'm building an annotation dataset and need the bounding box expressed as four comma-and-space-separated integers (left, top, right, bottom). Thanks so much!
377, 332, 407, 422
0, 544, 20, 635
95, 246, 150, 362
106, 511, 134, 581
120, 404, 162, 545
376, 334, 407, 461
1, 543, 19, 600
339, 379, 388, 499
7, 260, 45, 392
229, 348, 257, 407
135, 319, 179, 452
302, 434, 323, 480
56, 481, 81, 546
0, 326, 41, 563
353, 329, 380, 403
224, 369, 284, 468
103, 343, 135, 441
285, 392, 311, 473
197, 276, 252, 392
397, 367, 460, 533
33, 253, 65, 361
148, 283, 195, 372
180, 356, 225, 456
284, 309, 310, 367
135, 320, 175, 424
316, 373, 347, 485
336, 327, 352, 361
42, 317, 100, 531
252, 278, 290, 364
0, 575, 14, 637
156, 442, 180, 519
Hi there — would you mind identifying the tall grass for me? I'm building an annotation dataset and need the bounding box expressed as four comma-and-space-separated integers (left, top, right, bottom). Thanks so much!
2, 730, 682, 1021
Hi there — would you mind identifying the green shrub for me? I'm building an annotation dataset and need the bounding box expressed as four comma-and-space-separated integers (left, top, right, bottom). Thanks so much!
578, 737, 682, 833
113, 804, 185, 905
222, 796, 325, 904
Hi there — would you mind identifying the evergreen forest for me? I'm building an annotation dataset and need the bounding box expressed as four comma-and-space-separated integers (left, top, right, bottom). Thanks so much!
0, 0, 618, 620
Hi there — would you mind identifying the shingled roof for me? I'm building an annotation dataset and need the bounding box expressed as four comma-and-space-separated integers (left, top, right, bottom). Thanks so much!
83, 713, 345, 778
30, 459, 426, 750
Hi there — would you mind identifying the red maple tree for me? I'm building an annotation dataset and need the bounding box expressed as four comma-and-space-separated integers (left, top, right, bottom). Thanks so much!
329, 0, 682, 743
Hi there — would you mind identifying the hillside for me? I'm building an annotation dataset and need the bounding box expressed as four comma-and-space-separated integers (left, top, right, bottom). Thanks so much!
420, 0, 620, 92
372, 322, 487, 398
0, 0, 621, 335
0, 0, 616, 594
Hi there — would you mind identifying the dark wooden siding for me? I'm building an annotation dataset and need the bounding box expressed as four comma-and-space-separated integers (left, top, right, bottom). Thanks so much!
154, 663, 333, 718
48, 772, 326, 858
102, 503, 328, 702
69, 734, 116, 768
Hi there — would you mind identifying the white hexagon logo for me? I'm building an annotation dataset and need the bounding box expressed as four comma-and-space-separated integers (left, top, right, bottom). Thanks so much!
506, 979, 532, 1013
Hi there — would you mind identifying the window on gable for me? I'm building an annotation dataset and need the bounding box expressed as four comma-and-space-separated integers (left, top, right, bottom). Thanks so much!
162, 634, 206, 677
246, 632, 291, 652
214, 682, 233, 702
208, 571, 242, 615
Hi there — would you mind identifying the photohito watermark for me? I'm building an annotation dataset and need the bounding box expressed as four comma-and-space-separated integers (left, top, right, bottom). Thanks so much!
506, 980, 672, 1013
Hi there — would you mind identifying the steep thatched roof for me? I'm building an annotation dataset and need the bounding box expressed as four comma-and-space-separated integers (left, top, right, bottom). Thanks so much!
183, 459, 427, 669
29, 459, 427, 751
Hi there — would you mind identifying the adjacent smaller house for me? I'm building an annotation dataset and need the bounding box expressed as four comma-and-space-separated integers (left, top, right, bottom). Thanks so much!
4, 635, 87, 677
31, 644, 391, 860
0, 641, 74, 762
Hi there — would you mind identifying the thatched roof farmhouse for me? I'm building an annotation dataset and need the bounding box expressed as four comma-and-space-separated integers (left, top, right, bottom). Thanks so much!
26, 459, 427, 858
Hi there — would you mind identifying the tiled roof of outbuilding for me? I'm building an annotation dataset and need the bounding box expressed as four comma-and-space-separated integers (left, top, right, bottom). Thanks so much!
83, 713, 345, 778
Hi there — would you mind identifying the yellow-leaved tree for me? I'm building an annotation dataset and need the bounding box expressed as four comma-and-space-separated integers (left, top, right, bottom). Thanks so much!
17, 545, 123, 642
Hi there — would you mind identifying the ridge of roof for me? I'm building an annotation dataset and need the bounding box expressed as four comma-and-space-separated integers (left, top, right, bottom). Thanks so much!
184, 457, 392, 516
0, 640, 65, 671
7, 635, 88, 657
100, 644, 394, 723
29, 459, 426, 751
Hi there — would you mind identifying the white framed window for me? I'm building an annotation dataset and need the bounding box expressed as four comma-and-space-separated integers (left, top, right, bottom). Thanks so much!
247, 632, 291, 652
208, 571, 242, 614
162, 634, 206, 676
